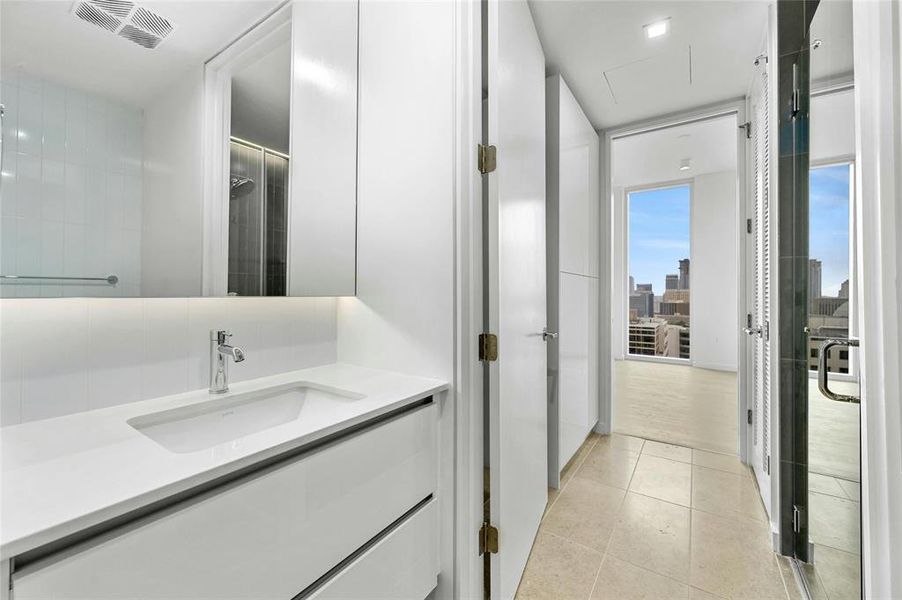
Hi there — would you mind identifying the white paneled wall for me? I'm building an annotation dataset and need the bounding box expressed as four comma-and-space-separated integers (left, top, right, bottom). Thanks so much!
0, 297, 337, 426
0, 70, 144, 298
546, 75, 600, 473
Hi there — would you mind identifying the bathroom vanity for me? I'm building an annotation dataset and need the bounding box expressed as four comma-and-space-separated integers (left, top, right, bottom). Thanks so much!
1, 364, 447, 599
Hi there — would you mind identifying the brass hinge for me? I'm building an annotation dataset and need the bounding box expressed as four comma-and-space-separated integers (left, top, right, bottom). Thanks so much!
747, 409, 753, 425
479, 333, 498, 362
747, 218, 753, 234
478, 144, 497, 174
479, 522, 499, 555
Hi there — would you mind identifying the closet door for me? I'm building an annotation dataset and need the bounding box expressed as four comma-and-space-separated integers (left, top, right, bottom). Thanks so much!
485, 0, 548, 597
748, 54, 774, 512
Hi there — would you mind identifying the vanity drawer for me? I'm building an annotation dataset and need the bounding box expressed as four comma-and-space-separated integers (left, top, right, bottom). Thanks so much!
13, 404, 437, 599
308, 498, 438, 599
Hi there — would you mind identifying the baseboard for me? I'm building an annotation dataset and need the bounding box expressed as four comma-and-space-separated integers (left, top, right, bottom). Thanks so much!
691, 361, 738, 372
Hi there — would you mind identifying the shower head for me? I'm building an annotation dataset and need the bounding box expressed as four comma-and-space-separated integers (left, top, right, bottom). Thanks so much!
229, 175, 256, 196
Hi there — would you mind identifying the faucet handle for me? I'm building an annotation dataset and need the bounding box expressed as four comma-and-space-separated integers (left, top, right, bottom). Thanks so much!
211, 329, 232, 343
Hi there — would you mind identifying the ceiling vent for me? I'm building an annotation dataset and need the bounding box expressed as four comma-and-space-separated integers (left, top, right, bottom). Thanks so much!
72, 0, 175, 49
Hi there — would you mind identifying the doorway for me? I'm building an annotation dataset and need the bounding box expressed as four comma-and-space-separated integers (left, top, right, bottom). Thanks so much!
608, 112, 744, 456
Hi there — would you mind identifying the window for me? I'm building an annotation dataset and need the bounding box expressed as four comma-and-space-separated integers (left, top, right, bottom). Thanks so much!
807, 163, 852, 372
627, 184, 690, 359
811, 348, 819, 359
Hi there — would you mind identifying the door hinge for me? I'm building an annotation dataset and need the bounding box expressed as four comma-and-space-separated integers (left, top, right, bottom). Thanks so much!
479, 333, 498, 362
764, 320, 770, 341
765, 455, 770, 474
747, 409, 753, 425
739, 121, 751, 139
479, 522, 499, 555
478, 144, 497, 174
747, 313, 753, 329
793, 505, 804, 533
747, 218, 753, 234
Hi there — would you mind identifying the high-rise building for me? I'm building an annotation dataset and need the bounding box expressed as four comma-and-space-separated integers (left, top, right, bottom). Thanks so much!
636, 283, 653, 293
809, 259, 823, 311
838, 278, 850, 299
678, 259, 690, 290
629, 292, 654, 319
629, 276, 635, 294
628, 320, 665, 355
665, 274, 679, 290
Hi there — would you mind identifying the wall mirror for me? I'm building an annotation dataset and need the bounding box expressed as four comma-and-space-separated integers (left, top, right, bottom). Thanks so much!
0, 0, 358, 298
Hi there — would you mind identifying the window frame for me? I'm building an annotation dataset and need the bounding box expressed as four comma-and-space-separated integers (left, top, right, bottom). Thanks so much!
623, 178, 694, 365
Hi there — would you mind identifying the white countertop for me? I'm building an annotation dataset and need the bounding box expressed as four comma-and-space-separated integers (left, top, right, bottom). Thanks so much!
0, 363, 448, 559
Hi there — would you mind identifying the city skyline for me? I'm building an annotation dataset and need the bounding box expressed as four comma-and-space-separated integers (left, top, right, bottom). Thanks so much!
810, 163, 851, 297
628, 184, 690, 295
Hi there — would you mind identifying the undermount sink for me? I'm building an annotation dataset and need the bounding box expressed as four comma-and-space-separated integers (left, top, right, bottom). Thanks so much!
128, 383, 365, 454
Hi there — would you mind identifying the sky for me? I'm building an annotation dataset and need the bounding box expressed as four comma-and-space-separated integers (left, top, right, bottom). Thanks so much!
809, 164, 851, 297
628, 184, 690, 296
628, 167, 850, 299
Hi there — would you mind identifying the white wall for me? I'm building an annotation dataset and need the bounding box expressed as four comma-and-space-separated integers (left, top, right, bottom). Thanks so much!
0, 70, 143, 298
336, 1, 455, 596
0, 297, 336, 426
141, 67, 205, 298
691, 170, 738, 371
546, 74, 600, 472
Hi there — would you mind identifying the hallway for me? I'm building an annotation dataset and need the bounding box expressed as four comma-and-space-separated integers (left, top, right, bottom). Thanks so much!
516, 433, 793, 599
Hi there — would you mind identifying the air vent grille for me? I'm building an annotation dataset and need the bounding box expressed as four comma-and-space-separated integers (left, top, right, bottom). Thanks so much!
118, 23, 161, 49
131, 6, 173, 37
73, 2, 120, 32
91, 0, 134, 18
71, 0, 175, 49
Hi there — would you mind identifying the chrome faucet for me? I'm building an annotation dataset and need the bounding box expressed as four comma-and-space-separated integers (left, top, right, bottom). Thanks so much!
209, 330, 246, 394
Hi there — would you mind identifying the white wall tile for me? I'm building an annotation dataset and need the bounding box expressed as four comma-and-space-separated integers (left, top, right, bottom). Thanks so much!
0, 300, 23, 425
15, 153, 41, 220
42, 82, 67, 162
19, 299, 89, 422
2, 296, 338, 427
87, 299, 144, 409
40, 158, 65, 223
142, 298, 189, 399
1, 71, 143, 298
17, 86, 43, 158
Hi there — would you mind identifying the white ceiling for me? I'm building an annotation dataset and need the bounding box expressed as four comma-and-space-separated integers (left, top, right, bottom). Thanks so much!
231, 40, 291, 154
612, 114, 737, 188
0, 0, 280, 109
529, 1, 770, 130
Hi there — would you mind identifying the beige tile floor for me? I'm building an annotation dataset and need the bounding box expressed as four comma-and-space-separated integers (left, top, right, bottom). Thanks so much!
517, 433, 796, 600
606, 361, 862, 599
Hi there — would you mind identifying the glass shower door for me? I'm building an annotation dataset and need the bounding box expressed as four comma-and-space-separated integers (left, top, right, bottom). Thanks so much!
227, 139, 289, 297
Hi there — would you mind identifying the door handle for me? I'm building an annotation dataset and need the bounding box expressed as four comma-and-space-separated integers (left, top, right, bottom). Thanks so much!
817, 338, 860, 403
542, 329, 558, 341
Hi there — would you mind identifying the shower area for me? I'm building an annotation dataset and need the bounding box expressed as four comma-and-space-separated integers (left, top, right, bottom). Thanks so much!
228, 138, 289, 296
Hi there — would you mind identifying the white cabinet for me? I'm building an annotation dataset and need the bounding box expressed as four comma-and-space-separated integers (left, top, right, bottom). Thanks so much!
310, 499, 438, 599
12, 404, 438, 599
546, 74, 600, 476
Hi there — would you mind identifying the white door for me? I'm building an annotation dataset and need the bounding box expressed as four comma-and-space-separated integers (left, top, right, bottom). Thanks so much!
748, 59, 774, 511
485, 0, 548, 598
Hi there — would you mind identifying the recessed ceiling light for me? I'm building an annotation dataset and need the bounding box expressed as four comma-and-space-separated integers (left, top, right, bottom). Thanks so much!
645, 19, 670, 39
679, 158, 691, 171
